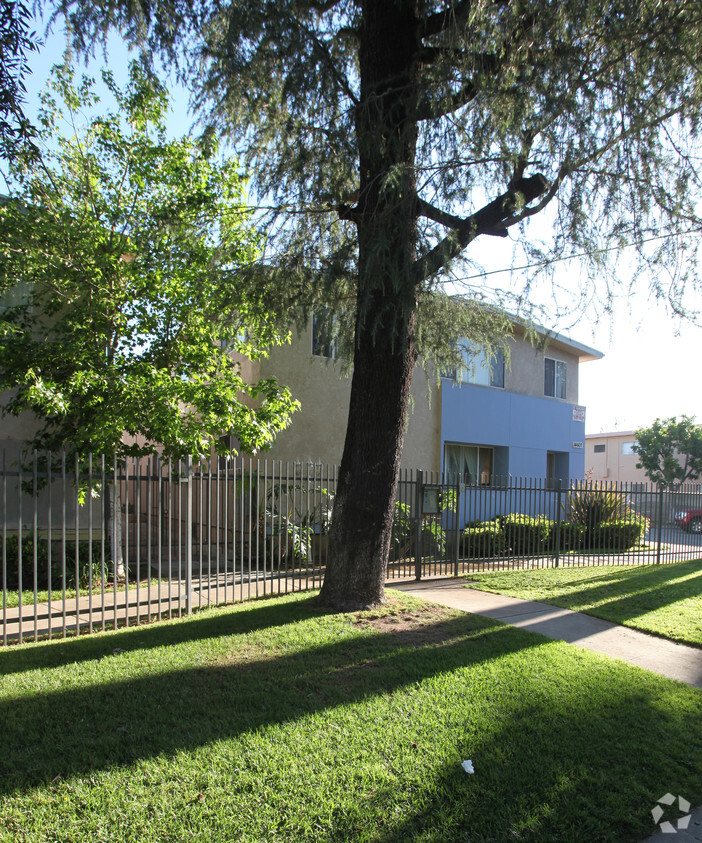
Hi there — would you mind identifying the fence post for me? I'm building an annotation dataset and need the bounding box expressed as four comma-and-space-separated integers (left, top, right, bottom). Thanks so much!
185, 456, 193, 612
554, 479, 562, 568
414, 469, 423, 581
453, 481, 461, 577
656, 484, 664, 565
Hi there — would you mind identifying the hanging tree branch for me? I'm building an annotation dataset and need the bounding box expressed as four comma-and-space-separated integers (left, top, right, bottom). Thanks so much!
413, 173, 549, 283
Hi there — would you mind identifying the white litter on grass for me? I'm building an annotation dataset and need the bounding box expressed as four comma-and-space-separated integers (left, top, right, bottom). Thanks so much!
461, 760, 474, 774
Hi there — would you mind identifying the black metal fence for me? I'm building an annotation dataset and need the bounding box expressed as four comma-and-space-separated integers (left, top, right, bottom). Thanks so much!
2, 450, 702, 644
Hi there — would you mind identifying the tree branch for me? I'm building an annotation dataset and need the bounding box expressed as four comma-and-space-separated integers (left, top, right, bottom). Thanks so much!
423, 0, 485, 38
418, 11, 537, 120
416, 198, 464, 229
298, 23, 359, 104
413, 174, 549, 282
294, 0, 345, 14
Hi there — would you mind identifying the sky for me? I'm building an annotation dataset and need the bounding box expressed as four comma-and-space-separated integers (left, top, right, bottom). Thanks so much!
13, 20, 702, 438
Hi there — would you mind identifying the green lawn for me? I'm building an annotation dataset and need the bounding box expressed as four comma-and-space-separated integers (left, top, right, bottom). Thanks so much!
3, 576, 165, 609
468, 560, 702, 647
1, 590, 701, 842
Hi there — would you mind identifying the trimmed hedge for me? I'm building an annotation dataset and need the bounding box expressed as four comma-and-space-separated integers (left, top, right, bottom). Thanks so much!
461, 514, 647, 558
462, 522, 505, 558
555, 521, 587, 551
587, 517, 649, 550
502, 514, 552, 555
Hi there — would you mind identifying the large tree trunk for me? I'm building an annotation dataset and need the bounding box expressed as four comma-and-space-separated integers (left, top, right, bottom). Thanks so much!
319, 0, 421, 609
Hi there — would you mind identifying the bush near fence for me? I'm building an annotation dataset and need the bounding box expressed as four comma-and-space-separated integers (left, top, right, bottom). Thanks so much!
588, 516, 650, 551
3, 534, 105, 592
461, 514, 648, 558
502, 514, 552, 555
461, 520, 506, 558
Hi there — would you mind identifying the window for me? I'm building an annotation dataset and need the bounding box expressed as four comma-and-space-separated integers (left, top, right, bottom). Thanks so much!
594, 444, 606, 453
312, 310, 337, 359
621, 441, 636, 456
0, 279, 32, 311
450, 344, 504, 388
544, 357, 567, 399
444, 443, 493, 485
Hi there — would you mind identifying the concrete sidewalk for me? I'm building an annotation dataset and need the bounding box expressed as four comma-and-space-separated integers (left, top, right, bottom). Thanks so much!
391, 577, 702, 842
392, 578, 702, 689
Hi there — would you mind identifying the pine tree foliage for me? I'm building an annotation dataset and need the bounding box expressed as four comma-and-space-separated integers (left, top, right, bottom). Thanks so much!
54, 0, 702, 606
0, 0, 40, 151
60, 0, 702, 324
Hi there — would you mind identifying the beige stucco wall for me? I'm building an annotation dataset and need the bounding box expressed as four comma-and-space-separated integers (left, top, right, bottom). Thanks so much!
0, 390, 42, 453
585, 432, 650, 484
253, 319, 596, 473
506, 333, 581, 404
256, 323, 441, 471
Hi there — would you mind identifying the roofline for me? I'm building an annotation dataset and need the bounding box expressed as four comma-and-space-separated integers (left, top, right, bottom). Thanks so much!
509, 316, 604, 362
585, 431, 637, 439
537, 327, 603, 362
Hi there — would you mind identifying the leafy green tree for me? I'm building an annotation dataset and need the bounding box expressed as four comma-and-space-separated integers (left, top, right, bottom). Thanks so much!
634, 417, 702, 488
0, 62, 297, 461
55, 0, 702, 607
0, 62, 298, 574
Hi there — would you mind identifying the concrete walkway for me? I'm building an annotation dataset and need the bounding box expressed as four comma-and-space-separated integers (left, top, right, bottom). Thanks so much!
391, 577, 702, 842
392, 578, 702, 689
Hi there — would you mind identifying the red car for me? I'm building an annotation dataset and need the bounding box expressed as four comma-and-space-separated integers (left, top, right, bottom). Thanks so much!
674, 509, 702, 533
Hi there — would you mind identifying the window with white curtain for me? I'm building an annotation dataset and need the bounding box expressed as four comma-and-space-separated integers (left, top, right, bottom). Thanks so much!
444, 443, 494, 485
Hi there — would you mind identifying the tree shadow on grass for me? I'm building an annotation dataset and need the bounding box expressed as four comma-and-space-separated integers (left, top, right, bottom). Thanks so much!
0, 612, 542, 795
2, 600, 702, 842
476, 561, 702, 639
0, 592, 329, 676
531, 563, 702, 636
327, 680, 702, 843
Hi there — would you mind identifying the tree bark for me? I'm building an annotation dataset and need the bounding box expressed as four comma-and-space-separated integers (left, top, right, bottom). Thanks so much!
104, 479, 124, 580
319, 0, 421, 609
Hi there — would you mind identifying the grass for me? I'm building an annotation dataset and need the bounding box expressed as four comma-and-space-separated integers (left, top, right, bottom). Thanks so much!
3, 575, 166, 609
467, 560, 702, 647
1, 590, 701, 842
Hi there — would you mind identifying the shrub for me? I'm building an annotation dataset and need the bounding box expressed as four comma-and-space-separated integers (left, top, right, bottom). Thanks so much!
589, 517, 649, 550
461, 522, 505, 558
391, 499, 454, 559
553, 521, 587, 552
567, 482, 632, 530
502, 514, 552, 555
2, 534, 105, 592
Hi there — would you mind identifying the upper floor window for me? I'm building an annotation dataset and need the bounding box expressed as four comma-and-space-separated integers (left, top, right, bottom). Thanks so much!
593, 444, 606, 453
621, 441, 636, 456
544, 357, 567, 399
450, 344, 504, 388
312, 310, 337, 359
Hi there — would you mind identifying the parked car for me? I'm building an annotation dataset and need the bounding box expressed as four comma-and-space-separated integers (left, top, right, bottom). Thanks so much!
674, 509, 702, 533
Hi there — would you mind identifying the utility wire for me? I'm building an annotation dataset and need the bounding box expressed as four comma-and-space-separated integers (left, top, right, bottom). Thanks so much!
458, 226, 702, 281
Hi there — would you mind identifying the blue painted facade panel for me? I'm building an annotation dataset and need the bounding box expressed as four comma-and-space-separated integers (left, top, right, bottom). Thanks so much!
440, 380, 586, 480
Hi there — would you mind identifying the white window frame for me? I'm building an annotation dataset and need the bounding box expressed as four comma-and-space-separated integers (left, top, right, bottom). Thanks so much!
544, 357, 567, 399
450, 343, 505, 388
